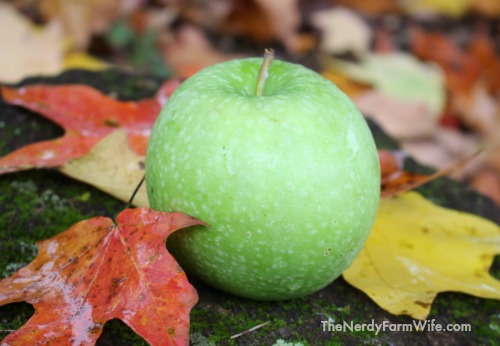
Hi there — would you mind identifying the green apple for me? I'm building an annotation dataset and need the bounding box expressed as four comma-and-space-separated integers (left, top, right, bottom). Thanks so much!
145, 53, 380, 300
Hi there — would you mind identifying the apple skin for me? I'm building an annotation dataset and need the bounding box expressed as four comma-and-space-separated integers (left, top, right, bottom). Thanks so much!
146, 57, 380, 300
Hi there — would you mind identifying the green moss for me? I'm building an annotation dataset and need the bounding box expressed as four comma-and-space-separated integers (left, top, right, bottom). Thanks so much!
430, 293, 500, 342
190, 332, 217, 346
189, 280, 394, 345
98, 320, 149, 345
0, 303, 34, 337
475, 313, 500, 340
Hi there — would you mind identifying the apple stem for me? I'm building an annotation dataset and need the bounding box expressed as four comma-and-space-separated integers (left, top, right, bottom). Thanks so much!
255, 48, 274, 96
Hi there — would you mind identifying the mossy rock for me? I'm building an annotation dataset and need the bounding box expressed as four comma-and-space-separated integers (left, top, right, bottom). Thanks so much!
0, 70, 498, 345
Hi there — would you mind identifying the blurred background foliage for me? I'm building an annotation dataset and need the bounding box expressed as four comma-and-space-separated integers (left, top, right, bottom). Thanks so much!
1, 0, 500, 204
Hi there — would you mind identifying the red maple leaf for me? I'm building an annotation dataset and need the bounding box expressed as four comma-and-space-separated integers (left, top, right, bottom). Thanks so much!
0, 80, 179, 174
0, 209, 204, 346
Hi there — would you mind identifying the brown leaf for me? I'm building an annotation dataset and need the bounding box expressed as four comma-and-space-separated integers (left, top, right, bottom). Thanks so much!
220, 0, 303, 53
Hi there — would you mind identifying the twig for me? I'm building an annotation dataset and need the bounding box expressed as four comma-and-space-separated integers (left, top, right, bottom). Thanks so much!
230, 320, 271, 339
124, 175, 145, 209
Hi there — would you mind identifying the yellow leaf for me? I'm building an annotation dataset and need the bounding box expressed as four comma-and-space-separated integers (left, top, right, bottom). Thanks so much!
343, 192, 500, 320
402, 0, 473, 17
59, 130, 149, 208
63, 51, 109, 71
320, 70, 370, 99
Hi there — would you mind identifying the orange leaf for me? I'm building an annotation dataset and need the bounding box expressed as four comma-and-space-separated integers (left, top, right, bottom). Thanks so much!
0, 209, 204, 346
0, 80, 180, 174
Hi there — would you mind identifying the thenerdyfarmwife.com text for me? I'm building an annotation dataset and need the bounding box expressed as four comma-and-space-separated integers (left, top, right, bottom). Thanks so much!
321, 319, 471, 335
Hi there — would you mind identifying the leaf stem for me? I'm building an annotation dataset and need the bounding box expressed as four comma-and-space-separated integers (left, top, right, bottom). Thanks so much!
255, 48, 274, 96
124, 175, 145, 210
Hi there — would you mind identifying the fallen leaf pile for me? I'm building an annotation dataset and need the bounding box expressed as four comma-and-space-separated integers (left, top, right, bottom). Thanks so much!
321, 12, 500, 203
0, 208, 203, 345
1, 0, 500, 344
4, 1, 500, 203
